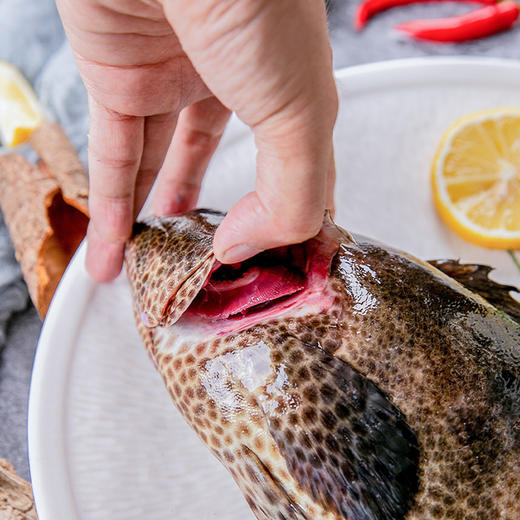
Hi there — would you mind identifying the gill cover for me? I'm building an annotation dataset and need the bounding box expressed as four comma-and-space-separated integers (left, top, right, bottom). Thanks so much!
125, 210, 223, 328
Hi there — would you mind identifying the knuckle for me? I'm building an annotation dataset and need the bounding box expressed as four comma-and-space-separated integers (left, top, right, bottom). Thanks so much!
90, 188, 133, 204
89, 217, 130, 245
89, 147, 140, 171
99, 230, 129, 245
89, 191, 134, 241
93, 220, 131, 245
180, 127, 221, 149
101, 106, 140, 123
135, 167, 158, 188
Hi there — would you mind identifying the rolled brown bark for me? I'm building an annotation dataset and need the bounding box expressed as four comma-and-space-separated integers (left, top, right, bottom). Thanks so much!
0, 459, 36, 520
29, 121, 88, 214
0, 122, 89, 317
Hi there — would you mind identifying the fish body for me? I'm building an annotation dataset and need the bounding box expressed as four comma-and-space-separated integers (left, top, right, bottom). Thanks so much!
125, 209, 520, 520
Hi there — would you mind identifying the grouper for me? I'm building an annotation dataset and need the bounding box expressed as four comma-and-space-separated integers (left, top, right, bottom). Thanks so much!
125, 209, 520, 520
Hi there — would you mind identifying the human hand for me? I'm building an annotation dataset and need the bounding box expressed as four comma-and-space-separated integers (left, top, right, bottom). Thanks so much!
56, 0, 338, 281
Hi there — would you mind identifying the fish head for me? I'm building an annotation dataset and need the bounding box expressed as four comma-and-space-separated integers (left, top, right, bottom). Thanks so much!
125, 209, 344, 333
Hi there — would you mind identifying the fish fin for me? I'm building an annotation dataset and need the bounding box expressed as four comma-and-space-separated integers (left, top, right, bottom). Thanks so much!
429, 259, 520, 325
235, 445, 310, 520
262, 335, 419, 520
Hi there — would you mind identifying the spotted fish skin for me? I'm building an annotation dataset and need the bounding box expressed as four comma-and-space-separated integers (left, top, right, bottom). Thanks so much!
125, 209, 520, 520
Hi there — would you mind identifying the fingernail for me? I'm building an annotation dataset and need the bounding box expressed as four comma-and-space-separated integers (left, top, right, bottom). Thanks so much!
220, 244, 261, 264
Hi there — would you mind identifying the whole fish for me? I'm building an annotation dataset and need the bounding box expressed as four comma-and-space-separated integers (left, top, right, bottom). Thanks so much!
125, 209, 520, 520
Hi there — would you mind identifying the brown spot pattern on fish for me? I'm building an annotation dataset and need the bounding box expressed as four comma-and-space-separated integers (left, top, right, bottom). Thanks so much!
330, 242, 520, 519
139, 311, 419, 519
126, 210, 222, 327
125, 210, 520, 520
261, 331, 419, 520
139, 321, 335, 519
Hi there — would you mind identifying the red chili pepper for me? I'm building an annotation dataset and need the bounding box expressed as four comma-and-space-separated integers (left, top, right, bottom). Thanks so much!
355, 0, 497, 30
395, 0, 519, 41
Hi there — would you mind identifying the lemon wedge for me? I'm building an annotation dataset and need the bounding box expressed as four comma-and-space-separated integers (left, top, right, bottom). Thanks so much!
432, 107, 520, 249
0, 61, 43, 147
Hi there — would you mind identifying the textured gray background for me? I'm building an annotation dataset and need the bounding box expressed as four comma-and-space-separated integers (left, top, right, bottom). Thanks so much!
0, 0, 519, 482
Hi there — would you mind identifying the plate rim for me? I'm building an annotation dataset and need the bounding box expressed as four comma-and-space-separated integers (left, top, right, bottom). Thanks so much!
27, 55, 520, 520
333, 55, 520, 85
28, 244, 93, 518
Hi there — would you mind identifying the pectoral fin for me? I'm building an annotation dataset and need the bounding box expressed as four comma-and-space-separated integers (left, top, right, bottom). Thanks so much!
261, 335, 420, 520
235, 445, 310, 520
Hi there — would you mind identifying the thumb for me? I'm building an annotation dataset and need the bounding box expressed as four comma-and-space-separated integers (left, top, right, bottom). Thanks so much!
213, 112, 337, 264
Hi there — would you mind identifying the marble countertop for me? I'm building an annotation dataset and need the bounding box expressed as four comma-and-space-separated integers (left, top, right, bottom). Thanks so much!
1, 0, 520, 483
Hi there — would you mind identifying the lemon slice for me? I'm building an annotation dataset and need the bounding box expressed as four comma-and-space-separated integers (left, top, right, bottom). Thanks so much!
0, 61, 43, 147
432, 107, 520, 249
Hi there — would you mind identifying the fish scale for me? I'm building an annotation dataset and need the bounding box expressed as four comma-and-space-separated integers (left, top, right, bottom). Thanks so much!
139, 319, 333, 520
125, 209, 520, 520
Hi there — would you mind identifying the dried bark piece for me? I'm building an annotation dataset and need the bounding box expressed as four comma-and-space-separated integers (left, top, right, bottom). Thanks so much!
0, 459, 36, 520
29, 121, 88, 214
0, 153, 89, 317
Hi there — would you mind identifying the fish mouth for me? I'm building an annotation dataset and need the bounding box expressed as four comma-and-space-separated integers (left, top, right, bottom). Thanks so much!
183, 233, 338, 324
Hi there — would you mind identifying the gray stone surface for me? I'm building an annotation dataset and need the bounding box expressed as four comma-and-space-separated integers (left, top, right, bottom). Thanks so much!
328, 0, 520, 68
0, 213, 28, 348
1, 0, 520, 483
329, 0, 520, 68
0, 307, 40, 480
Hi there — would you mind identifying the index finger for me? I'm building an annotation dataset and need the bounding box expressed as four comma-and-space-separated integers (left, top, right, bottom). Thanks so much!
86, 95, 144, 282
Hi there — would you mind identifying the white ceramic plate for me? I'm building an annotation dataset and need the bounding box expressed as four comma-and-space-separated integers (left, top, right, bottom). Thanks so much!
29, 57, 520, 520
